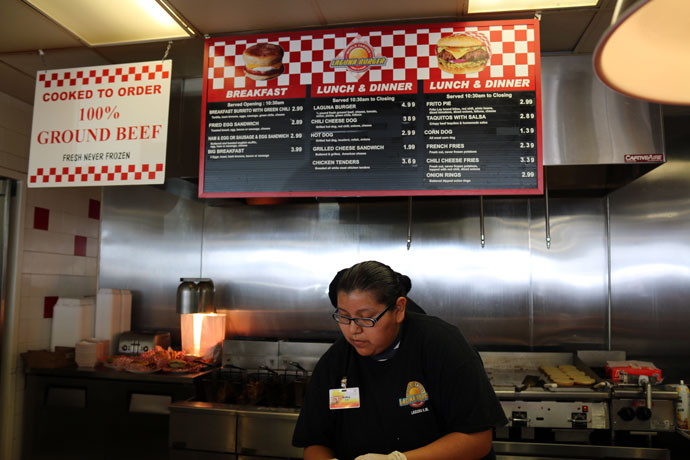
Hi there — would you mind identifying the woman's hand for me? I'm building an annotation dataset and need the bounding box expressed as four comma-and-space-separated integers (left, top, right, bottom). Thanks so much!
354, 452, 407, 460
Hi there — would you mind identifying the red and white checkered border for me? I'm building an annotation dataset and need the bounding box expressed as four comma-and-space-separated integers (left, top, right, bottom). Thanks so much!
206, 24, 537, 90
38, 64, 170, 89
29, 163, 164, 184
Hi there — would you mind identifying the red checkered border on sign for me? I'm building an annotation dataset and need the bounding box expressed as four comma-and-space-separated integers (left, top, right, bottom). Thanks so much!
38, 64, 170, 89
29, 164, 164, 184
206, 23, 537, 90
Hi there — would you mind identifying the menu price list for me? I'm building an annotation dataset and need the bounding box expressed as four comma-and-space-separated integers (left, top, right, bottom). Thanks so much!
310, 93, 421, 176
202, 88, 539, 194
422, 91, 538, 189
205, 99, 307, 162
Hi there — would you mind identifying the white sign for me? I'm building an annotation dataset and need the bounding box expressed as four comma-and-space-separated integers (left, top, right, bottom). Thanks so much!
28, 60, 172, 187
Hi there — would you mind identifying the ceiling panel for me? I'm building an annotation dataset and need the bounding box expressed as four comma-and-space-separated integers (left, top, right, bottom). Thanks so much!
0, 48, 109, 77
317, 0, 459, 25
574, 6, 614, 53
0, 0, 82, 52
168, 0, 324, 35
539, 9, 598, 52
0, 61, 37, 104
94, 38, 205, 79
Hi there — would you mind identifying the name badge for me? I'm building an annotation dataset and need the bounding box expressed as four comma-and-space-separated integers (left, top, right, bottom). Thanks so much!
329, 387, 360, 410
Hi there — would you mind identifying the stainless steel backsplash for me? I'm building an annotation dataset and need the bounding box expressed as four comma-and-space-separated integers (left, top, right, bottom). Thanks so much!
100, 187, 610, 349
100, 112, 690, 359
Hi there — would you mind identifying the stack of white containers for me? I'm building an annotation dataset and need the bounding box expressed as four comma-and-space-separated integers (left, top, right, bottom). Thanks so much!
94, 288, 133, 354
50, 297, 96, 351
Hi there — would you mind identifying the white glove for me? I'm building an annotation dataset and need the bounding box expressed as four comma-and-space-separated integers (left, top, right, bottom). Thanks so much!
355, 452, 407, 460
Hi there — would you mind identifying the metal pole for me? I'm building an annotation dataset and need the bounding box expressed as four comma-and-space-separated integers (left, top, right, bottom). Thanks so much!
0, 179, 25, 460
544, 169, 551, 249
479, 196, 485, 248
406, 197, 412, 250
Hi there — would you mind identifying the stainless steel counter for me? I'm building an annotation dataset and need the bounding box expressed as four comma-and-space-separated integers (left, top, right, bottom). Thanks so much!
25, 364, 216, 384
169, 401, 302, 459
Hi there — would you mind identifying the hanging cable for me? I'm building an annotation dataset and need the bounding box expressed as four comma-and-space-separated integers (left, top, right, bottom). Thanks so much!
479, 196, 485, 248
162, 41, 173, 62
544, 168, 551, 249
406, 197, 412, 250
38, 49, 48, 72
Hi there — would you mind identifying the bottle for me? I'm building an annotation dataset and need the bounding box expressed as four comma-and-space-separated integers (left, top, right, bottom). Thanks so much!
675, 380, 690, 430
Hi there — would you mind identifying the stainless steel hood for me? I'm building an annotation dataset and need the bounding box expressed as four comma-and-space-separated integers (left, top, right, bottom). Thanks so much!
540, 54, 664, 193
542, 55, 664, 167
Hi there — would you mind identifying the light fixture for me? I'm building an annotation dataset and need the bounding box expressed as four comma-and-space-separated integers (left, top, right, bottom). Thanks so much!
180, 313, 226, 361
594, 0, 690, 105
468, 0, 598, 14
22, 0, 194, 46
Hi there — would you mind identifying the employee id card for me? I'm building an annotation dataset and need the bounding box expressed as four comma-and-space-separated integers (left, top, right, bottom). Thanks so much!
329, 387, 360, 410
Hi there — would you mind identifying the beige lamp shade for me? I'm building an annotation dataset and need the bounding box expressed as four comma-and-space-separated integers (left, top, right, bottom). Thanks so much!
594, 0, 690, 105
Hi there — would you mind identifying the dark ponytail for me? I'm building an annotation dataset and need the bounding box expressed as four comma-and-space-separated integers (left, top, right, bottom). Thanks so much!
329, 261, 409, 308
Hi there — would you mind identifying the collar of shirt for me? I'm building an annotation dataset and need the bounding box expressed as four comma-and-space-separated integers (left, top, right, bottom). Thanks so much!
369, 325, 404, 361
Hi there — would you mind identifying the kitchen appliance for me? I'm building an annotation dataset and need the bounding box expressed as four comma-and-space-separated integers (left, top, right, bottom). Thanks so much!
117, 330, 171, 355
169, 347, 676, 460
179, 313, 225, 361
483, 351, 674, 460
176, 278, 223, 361
169, 340, 330, 460
610, 377, 677, 433
176, 278, 214, 314
482, 352, 610, 432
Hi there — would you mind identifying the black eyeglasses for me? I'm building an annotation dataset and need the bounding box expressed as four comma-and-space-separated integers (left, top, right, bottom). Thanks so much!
332, 303, 393, 328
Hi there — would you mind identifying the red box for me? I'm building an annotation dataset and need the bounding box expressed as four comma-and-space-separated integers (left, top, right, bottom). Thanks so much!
605, 360, 662, 383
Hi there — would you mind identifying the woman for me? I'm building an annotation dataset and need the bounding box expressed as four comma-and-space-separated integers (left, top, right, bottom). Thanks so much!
292, 261, 506, 460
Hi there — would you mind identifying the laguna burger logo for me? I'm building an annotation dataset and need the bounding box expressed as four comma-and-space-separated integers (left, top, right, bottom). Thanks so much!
330, 34, 386, 77
399, 381, 429, 413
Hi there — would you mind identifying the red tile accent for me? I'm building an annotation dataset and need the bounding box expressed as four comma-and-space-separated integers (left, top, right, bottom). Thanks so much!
33, 207, 50, 230
44, 296, 59, 318
74, 235, 87, 257
88, 199, 101, 220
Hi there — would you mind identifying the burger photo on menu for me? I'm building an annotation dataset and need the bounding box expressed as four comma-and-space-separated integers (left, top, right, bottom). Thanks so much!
436, 33, 490, 74
242, 43, 284, 81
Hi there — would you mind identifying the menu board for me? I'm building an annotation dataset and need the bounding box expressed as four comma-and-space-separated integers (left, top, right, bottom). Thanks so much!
200, 20, 542, 197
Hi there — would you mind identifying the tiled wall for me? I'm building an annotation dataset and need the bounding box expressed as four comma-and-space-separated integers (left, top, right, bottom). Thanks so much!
0, 91, 102, 460
20, 187, 101, 349
11, 187, 101, 458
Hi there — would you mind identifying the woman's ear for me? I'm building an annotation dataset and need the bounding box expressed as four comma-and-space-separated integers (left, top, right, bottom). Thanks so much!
394, 296, 407, 323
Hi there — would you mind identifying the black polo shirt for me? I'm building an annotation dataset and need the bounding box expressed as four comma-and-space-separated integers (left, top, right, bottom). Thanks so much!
292, 313, 507, 460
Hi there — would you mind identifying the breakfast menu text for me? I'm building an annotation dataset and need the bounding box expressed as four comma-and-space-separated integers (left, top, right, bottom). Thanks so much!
200, 20, 542, 197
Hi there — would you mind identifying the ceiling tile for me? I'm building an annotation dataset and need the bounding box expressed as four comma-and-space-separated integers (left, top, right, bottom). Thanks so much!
94, 38, 205, 79
0, 61, 36, 105
0, 0, 82, 52
574, 7, 614, 54
539, 9, 597, 53
318, 0, 459, 25
168, 0, 323, 35
0, 48, 110, 77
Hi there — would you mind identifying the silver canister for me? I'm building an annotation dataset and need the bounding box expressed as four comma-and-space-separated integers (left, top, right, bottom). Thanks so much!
197, 279, 215, 313
176, 278, 215, 314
